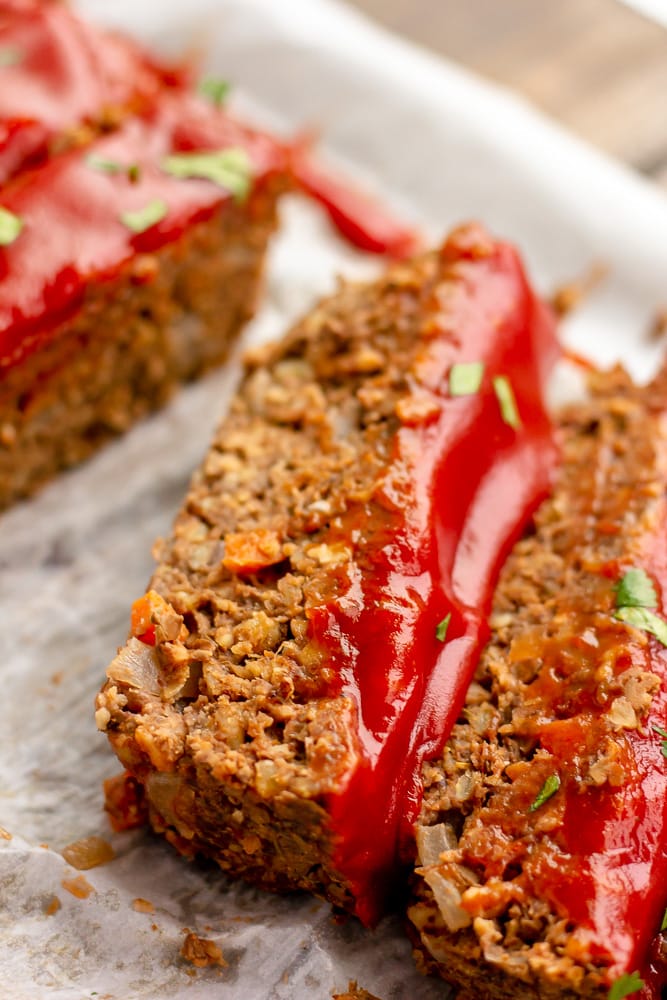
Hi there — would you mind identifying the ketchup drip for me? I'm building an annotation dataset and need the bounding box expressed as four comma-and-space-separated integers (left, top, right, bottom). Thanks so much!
306, 227, 560, 924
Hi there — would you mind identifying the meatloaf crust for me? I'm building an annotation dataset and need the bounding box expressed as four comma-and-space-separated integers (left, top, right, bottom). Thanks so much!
408, 366, 667, 998
96, 224, 558, 920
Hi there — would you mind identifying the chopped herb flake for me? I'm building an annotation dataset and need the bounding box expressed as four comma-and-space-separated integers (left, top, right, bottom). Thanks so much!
88, 155, 142, 183
0, 46, 23, 68
0, 206, 23, 246
198, 76, 231, 106
435, 613, 451, 643
161, 147, 252, 203
449, 361, 484, 397
662, 907, 667, 932
615, 568, 658, 609
652, 724, 667, 759
120, 198, 168, 234
87, 154, 125, 174
615, 605, 667, 647
529, 773, 560, 812
493, 375, 522, 429
608, 971, 644, 1000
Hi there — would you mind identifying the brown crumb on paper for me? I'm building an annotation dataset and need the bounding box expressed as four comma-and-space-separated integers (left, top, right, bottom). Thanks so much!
44, 895, 61, 916
103, 771, 148, 832
649, 307, 667, 340
132, 897, 155, 914
332, 982, 383, 1000
0, 826, 11, 840
180, 931, 227, 969
550, 262, 608, 317
61, 874, 94, 899
61, 835, 115, 870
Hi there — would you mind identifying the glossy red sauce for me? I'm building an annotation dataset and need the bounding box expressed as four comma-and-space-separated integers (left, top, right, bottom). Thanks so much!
305, 227, 560, 924
0, 1, 422, 375
0, 93, 287, 371
455, 438, 667, 988
558, 508, 667, 995
0, 0, 189, 182
292, 151, 422, 260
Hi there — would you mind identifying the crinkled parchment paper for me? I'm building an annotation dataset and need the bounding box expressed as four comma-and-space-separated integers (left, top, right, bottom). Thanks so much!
2, 2, 667, 998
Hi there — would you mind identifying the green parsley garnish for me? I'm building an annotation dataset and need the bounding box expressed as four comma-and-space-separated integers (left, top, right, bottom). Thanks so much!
493, 374, 522, 429
614, 568, 658, 609
87, 154, 123, 174
661, 906, 667, 932
435, 613, 452, 643
120, 198, 168, 234
529, 773, 560, 812
198, 77, 231, 106
161, 147, 252, 203
652, 724, 667, 760
87, 155, 142, 183
0, 206, 23, 246
608, 971, 644, 1000
0, 46, 23, 68
449, 361, 484, 397
615, 605, 667, 647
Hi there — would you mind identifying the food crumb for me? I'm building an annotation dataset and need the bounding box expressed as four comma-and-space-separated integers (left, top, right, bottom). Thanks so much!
103, 771, 148, 832
132, 897, 155, 914
44, 895, 61, 916
649, 307, 667, 340
0, 826, 11, 841
332, 981, 383, 1000
550, 262, 607, 317
61, 835, 115, 870
51, 671, 63, 685
180, 931, 227, 969
61, 875, 94, 899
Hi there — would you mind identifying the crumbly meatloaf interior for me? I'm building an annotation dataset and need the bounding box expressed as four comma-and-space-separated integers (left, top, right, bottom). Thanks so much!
0, 183, 279, 509
96, 250, 471, 909
408, 367, 667, 1000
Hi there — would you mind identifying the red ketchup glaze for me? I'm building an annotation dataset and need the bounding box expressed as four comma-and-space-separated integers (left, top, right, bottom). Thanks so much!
554, 522, 667, 993
0, 0, 189, 183
292, 150, 423, 260
306, 226, 560, 925
0, 93, 287, 371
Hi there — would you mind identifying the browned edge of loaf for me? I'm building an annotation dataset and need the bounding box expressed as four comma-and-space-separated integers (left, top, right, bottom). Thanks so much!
0, 179, 281, 510
96, 245, 479, 913
408, 367, 667, 1000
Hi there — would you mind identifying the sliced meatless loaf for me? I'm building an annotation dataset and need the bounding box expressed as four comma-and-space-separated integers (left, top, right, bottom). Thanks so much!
409, 366, 667, 999
0, 2, 287, 510
96, 224, 560, 925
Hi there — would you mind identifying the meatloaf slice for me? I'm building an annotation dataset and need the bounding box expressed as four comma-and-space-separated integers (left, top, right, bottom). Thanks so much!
96, 224, 559, 925
408, 367, 667, 999
0, 91, 287, 509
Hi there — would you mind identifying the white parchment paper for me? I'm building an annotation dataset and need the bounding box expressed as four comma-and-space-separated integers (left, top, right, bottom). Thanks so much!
2, 1, 667, 997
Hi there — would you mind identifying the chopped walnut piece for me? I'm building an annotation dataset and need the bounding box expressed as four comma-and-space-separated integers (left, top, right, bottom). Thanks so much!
180, 931, 227, 968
